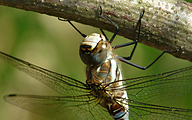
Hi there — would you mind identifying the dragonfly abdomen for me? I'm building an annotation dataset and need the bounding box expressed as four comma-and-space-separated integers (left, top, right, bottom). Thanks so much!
86, 54, 129, 119
107, 102, 127, 119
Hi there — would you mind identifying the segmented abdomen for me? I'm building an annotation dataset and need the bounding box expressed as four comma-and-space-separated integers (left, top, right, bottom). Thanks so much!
86, 55, 129, 120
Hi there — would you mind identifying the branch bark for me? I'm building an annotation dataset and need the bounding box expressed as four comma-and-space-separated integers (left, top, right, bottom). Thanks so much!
0, 0, 192, 61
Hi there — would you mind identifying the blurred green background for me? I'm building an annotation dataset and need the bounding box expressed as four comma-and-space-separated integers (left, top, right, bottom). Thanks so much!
0, 4, 192, 120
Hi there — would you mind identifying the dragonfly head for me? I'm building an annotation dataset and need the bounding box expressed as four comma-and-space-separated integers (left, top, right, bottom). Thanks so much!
79, 33, 112, 66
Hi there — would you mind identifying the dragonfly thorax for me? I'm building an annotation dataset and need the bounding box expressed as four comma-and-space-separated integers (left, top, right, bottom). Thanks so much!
79, 33, 112, 66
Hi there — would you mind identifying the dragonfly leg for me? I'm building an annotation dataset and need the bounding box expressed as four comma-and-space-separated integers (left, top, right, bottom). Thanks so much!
99, 6, 119, 44
112, 10, 177, 70
58, 18, 87, 38
117, 50, 177, 70
100, 28, 109, 41
112, 10, 145, 60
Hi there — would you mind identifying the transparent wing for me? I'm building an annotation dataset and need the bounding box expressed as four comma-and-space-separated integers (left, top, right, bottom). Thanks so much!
107, 66, 192, 119
0, 51, 87, 96
4, 94, 113, 120
106, 66, 192, 103
0, 51, 113, 119
127, 99, 192, 120
2, 50, 192, 119
123, 66, 192, 103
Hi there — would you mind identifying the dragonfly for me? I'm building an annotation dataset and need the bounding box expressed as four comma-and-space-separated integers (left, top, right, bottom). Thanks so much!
1, 7, 192, 120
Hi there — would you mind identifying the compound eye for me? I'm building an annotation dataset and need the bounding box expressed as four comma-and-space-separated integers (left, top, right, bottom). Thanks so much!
88, 42, 109, 65
97, 42, 107, 54
79, 36, 111, 66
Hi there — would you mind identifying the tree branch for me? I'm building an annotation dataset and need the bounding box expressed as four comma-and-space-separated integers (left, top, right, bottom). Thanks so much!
0, 0, 192, 61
